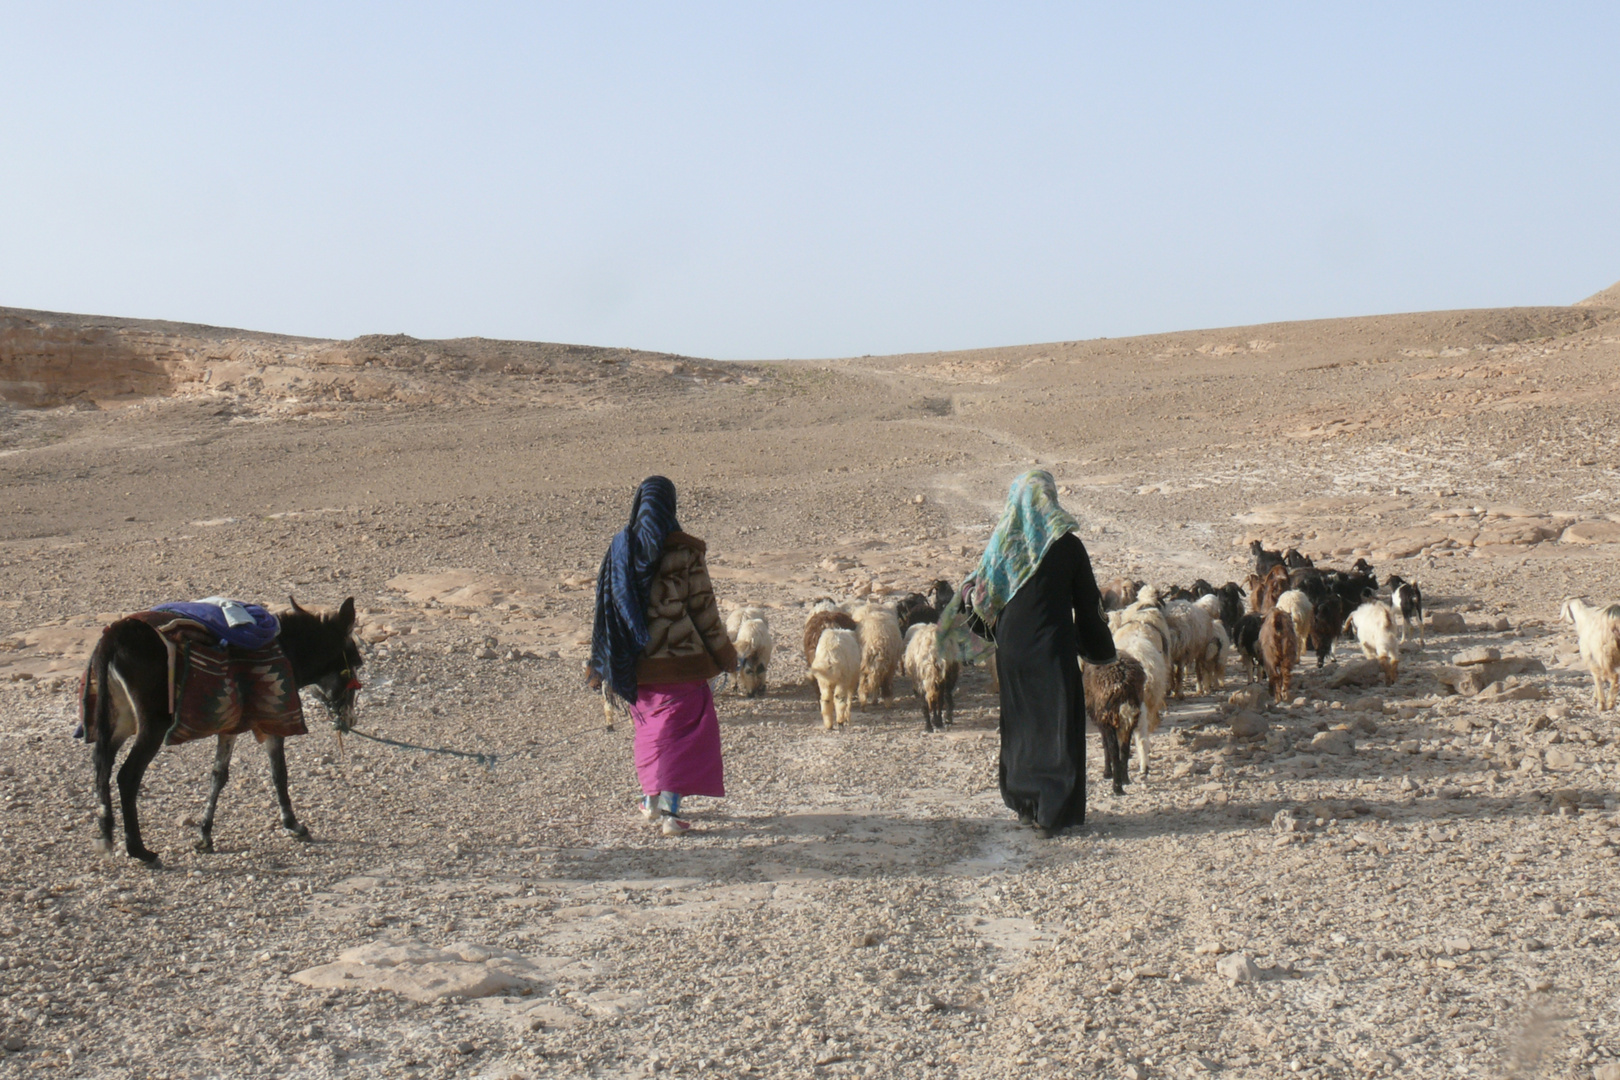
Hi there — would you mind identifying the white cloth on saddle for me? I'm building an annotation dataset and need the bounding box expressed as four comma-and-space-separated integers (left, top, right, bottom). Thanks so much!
196, 596, 257, 628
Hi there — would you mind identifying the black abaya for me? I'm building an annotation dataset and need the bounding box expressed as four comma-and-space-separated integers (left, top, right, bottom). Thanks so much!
971, 532, 1116, 831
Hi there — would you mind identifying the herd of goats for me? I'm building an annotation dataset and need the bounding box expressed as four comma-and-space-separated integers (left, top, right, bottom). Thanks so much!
712, 540, 1620, 796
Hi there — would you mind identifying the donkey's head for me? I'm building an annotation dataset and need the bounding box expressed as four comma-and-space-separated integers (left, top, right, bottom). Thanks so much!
281, 596, 365, 732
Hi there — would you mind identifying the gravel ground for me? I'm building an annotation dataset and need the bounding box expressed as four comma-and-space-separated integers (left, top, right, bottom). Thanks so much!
3, 302, 1620, 1079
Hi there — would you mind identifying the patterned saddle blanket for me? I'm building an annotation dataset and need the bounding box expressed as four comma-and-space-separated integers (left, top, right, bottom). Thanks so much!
80, 611, 306, 745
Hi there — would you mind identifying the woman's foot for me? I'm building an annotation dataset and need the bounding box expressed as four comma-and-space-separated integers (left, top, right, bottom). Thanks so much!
659, 814, 692, 837
1017, 811, 1035, 827
1032, 825, 1060, 840
639, 796, 659, 822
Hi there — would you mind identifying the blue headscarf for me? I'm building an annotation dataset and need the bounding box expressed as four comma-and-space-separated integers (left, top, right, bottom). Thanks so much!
589, 476, 681, 704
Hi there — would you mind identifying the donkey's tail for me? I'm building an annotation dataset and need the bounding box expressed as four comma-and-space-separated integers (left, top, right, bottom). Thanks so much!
81, 630, 114, 743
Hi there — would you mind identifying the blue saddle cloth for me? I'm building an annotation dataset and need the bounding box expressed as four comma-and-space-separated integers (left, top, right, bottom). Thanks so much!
150, 600, 280, 650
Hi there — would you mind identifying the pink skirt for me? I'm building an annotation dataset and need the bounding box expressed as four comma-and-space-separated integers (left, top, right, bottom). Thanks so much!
630, 680, 726, 798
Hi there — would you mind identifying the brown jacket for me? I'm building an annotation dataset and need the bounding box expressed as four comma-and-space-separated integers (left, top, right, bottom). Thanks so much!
637, 532, 738, 685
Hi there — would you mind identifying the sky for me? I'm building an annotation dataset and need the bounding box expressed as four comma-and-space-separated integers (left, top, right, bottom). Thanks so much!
1, 3, 1617, 359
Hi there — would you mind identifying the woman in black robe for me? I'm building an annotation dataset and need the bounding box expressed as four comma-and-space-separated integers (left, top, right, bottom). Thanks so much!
953, 471, 1116, 837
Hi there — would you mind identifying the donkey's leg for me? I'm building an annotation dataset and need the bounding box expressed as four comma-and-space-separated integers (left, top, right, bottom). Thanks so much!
115, 725, 168, 864
195, 734, 238, 853
92, 728, 119, 854
264, 736, 309, 839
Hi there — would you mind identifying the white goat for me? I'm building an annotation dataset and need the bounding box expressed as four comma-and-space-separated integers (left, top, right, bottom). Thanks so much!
726, 605, 768, 640
850, 602, 903, 707
901, 624, 960, 732
1111, 621, 1169, 778
732, 617, 774, 698
1275, 589, 1314, 658
810, 627, 861, 730
1560, 597, 1620, 710
1163, 600, 1216, 698
1350, 601, 1400, 686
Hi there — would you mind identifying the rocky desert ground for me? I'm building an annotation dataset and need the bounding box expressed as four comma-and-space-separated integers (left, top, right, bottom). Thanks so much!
3, 284, 1620, 1079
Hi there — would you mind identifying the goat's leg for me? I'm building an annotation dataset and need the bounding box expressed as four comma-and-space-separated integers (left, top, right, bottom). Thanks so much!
265, 736, 309, 838
1100, 726, 1115, 780
1118, 728, 1134, 790
195, 734, 237, 853
1135, 724, 1150, 778
115, 725, 167, 864
818, 680, 835, 730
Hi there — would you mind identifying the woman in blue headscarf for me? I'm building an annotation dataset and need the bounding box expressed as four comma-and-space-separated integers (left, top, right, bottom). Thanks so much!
948, 470, 1115, 837
589, 477, 737, 836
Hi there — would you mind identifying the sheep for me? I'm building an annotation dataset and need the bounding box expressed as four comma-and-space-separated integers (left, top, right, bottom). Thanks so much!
810, 627, 861, 730
1259, 609, 1298, 703
1083, 655, 1147, 794
1350, 601, 1401, 686
1101, 577, 1142, 611
1163, 600, 1217, 698
850, 601, 903, 706
1386, 575, 1424, 645
1559, 597, 1620, 710
901, 623, 960, 732
1111, 600, 1174, 665
1111, 621, 1170, 779
802, 610, 857, 677
1233, 613, 1264, 683
1307, 594, 1344, 668
725, 605, 768, 640
1250, 540, 1286, 576
732, 617, 774, 697
1274, 589, 1314, 658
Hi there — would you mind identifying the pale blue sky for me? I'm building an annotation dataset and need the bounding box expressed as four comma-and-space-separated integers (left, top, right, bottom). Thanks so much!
2, 3, 1616, 358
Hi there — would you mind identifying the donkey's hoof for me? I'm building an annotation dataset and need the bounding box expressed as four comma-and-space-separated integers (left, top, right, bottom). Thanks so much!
193, 837, 215, 854
128, 847, 161, 866
283, 822, 311, 840
92, 837, 113, 854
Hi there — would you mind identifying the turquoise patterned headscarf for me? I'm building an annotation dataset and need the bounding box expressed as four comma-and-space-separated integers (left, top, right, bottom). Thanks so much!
938, 470, 1078, 655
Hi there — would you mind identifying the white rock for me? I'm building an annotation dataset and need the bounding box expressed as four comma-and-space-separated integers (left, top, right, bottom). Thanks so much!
1215, 952, 1262, 985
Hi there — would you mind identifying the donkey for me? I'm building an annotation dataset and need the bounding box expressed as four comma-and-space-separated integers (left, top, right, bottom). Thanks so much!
84, 597, 363, 864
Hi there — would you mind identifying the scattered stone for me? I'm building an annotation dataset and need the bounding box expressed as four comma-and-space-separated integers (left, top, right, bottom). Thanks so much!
1491, 617, 1512, 632
1229, 711, 1268, 739
1193, 941, 1229, 955
855, 930, 882, 948
1328, 659, 1383, 688
290, 939, 547, 1003
1309, 729, 1354, 756
1215, 952, 1262, 985
1594, 1063, 1620, 1080
1124, 1064, 1149, 1080
1476, 680, 1544, 703
2, 1036, 25, 1052
1441, 937, 1472, 955
1228, 686, 1265, 710
1452, 646, 1501, 666
1544, 748, 1579, 771
475, 647, 499, 660
1428, 612, 1467, 634
1349, 715, 1378, 735
454, 1041, 477, 1055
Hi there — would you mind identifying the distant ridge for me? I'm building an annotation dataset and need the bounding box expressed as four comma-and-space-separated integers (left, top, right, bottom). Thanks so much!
1576, 279, 1620, 307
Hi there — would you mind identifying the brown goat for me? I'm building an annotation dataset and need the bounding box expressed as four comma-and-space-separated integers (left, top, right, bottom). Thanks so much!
802, 610, 858, 671
1259, 609, 1298, 703
1083, 656, 1147, 795
1255, 565, 1292, 614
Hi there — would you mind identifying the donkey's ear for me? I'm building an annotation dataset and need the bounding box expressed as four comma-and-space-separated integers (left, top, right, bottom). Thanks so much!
288, 595, 310, 616
337, 597, 356, 632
